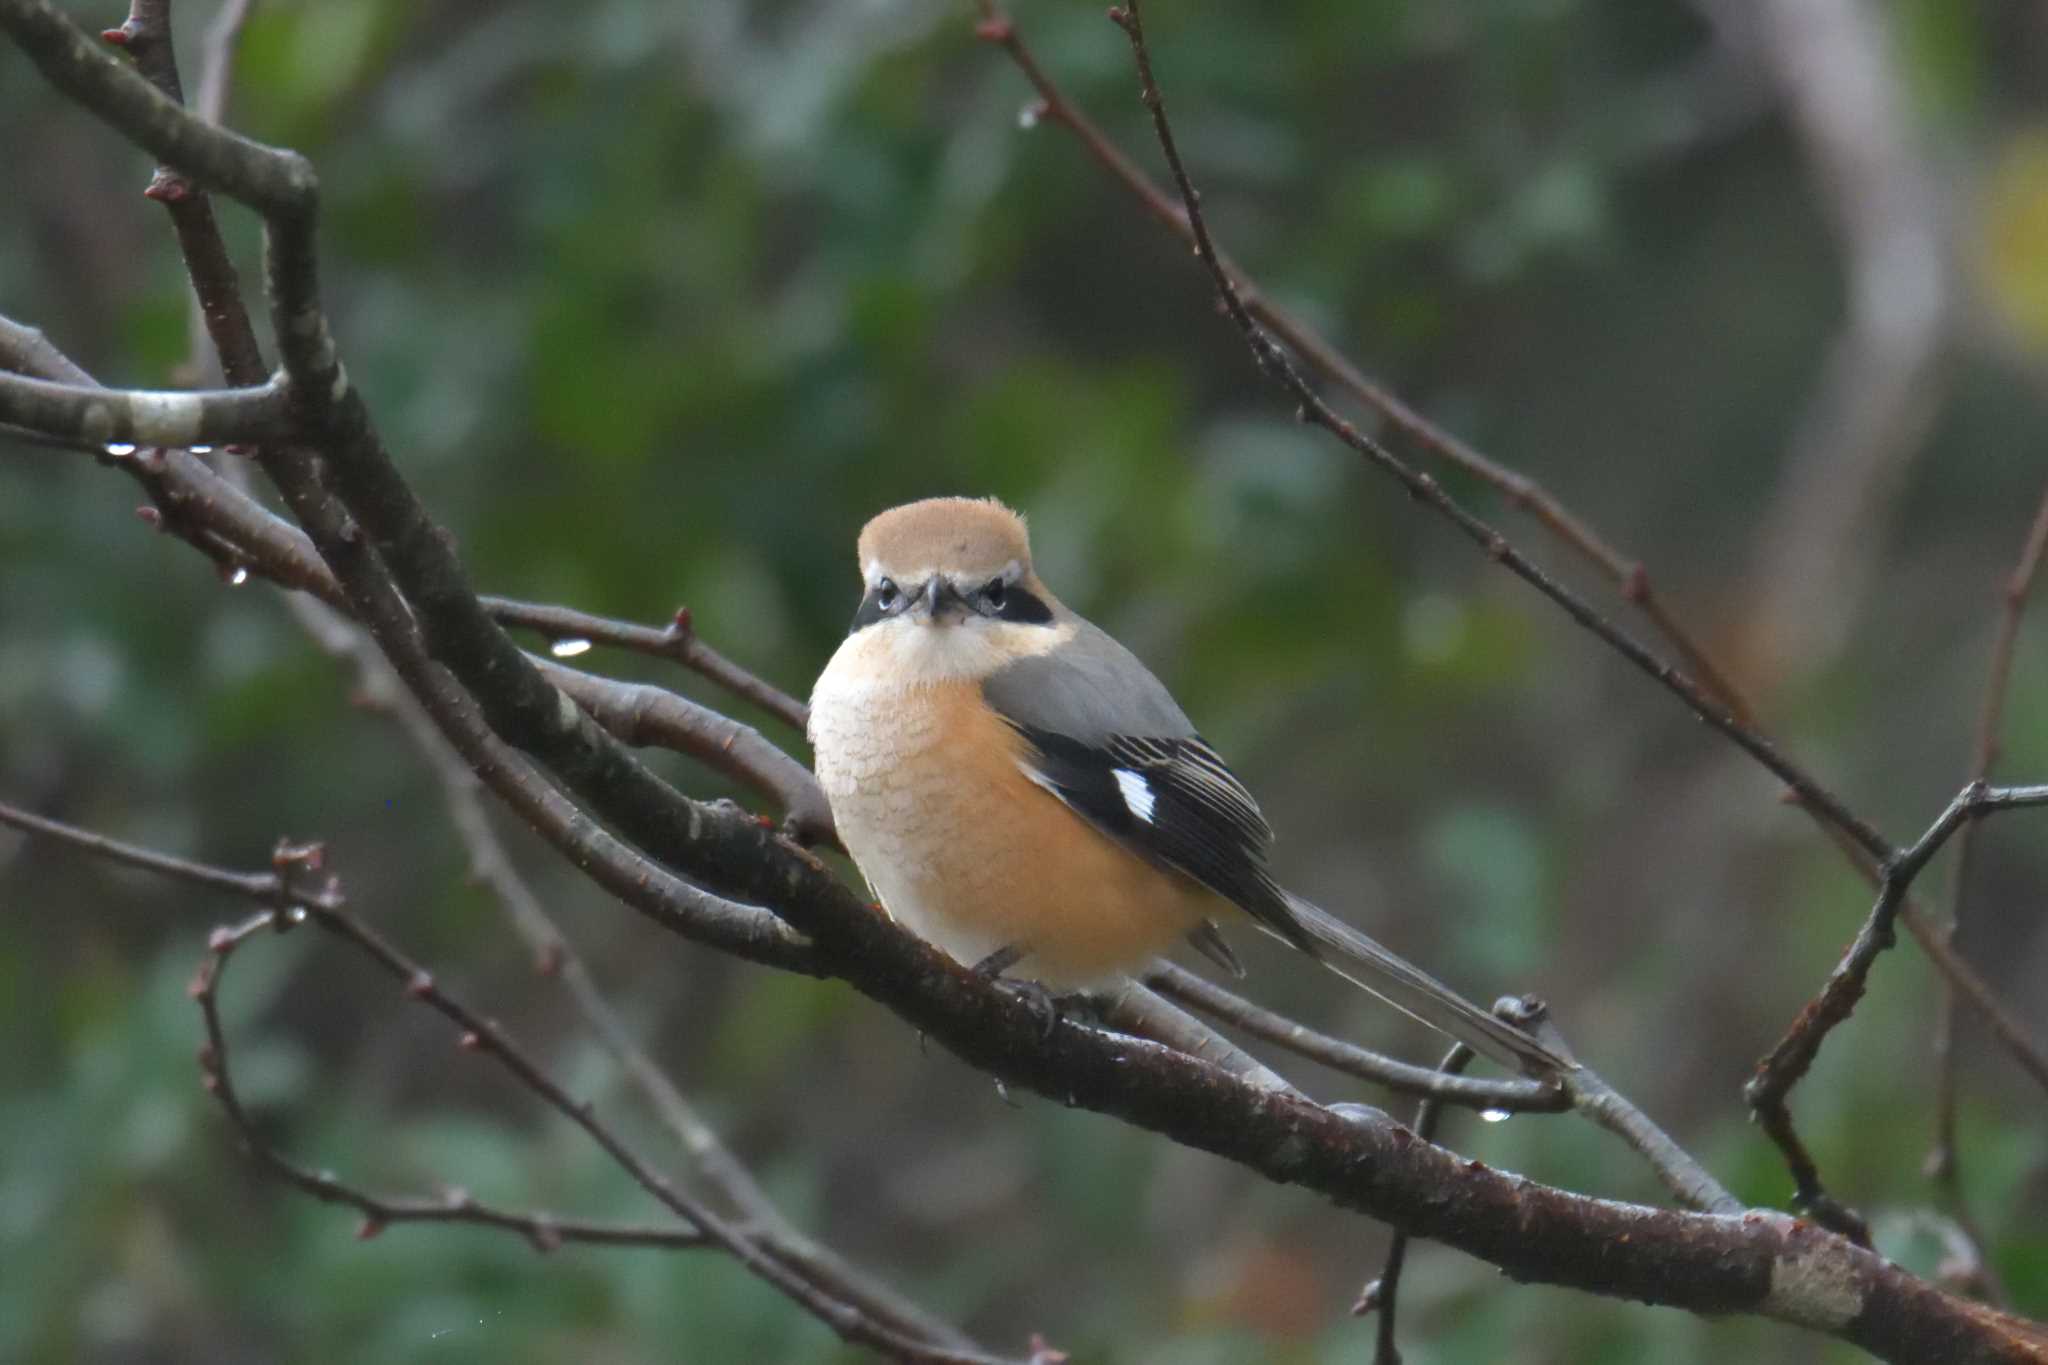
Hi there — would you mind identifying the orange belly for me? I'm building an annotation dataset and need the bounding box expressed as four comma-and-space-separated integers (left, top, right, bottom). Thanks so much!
810, 676, 1213, 987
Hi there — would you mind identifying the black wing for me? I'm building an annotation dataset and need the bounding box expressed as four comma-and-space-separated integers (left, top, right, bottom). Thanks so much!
1007, 725, 1317, 955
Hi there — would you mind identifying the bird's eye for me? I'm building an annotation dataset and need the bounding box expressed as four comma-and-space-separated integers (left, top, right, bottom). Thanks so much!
982, 578, 1007, 610
876, 579, 899, 610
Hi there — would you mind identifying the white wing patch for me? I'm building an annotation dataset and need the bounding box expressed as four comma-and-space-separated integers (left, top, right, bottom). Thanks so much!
1113, 768, 1157, 824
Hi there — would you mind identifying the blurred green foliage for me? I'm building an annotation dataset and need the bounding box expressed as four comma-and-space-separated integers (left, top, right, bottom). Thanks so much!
5, 0, 2048, 1361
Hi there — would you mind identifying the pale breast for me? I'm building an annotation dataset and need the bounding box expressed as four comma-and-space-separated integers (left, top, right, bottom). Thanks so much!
809, 639, 1211, 986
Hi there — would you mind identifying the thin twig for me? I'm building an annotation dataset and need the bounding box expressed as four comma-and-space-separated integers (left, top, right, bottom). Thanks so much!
192, 905, 1012, 1365
969, 0, 2048, 1108
1098, 0, 1888, 870
0, 811, 712, 1252
1508, 998, 1741, 1216
1746, 782, 2048, 1241
292, 596, 972, 1352
112, 3, 979, 1345
1097, 978, 1301, 1096
485, 596, 810, 733
197, 916, 713, 1253
1923, 484, 2048, 1306
1145, 963, 1567, 1113
532, 653, 834, 842
0, 314, 96, 384
1352, 1040, 1474, 1365
1097, 0, 2047, 1247
1930, 486, 2048, 1173
973, 0, 1759, 728
1805, 812, 2048, 1101
0, 798, 329, 906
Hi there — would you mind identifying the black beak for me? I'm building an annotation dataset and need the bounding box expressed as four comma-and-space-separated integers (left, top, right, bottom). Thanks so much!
915, 577, 964, 620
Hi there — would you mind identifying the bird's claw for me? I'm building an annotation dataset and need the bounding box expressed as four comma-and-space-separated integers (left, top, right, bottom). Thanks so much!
997, 976, 1062, 1042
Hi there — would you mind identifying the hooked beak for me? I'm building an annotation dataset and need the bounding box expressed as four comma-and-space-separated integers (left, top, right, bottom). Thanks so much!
909, 576, 967, 624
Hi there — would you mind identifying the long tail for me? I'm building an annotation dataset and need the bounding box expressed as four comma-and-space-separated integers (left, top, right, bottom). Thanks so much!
1277, 894, 1572, 1075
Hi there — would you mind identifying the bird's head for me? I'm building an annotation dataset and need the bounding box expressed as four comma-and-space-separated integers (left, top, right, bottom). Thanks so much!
846, 497, 1067, 682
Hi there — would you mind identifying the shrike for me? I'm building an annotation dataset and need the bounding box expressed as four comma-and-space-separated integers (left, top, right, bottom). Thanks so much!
808, 496, 1564, 1073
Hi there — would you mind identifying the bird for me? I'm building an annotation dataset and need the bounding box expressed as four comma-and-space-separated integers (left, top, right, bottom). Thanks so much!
806, 496, 1567, 1074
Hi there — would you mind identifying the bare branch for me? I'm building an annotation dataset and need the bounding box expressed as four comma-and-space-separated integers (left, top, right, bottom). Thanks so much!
1145, 962, 1568, 1113
0, 802, 712, 1255
533, 653, 835, 843
1353, 1039, 1473, 1365
192, 905, 1014, 1365
1930, 485, 2048, 1198
15, 2, 2048, 1353
293, 595, 974, 1353
0, 313, 96, 384
970, 1, 2048, 1108
486, 595, 811, 734
1090, 0, 1888, 869
0, 798, 332, 907
973, 0, 1760, 728
1096, 978, 1300, 1096
1509, 999, 1741, 1216
195, 916, 712, 1253
1747, 782, 2048, 1239
0, 367, 292, 447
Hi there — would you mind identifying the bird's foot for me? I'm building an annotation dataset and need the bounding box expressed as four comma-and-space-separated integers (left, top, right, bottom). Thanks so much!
971, 944, 1062, 1042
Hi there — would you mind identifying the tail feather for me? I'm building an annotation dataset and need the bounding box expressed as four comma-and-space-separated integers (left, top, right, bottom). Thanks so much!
1275, 894, 1572, 1075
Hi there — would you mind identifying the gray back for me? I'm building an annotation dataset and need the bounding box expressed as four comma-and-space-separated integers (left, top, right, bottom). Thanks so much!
983, 615, 1194, 742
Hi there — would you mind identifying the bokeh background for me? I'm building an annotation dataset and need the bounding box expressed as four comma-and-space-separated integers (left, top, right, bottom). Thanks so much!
6, 0, 2048, 1361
